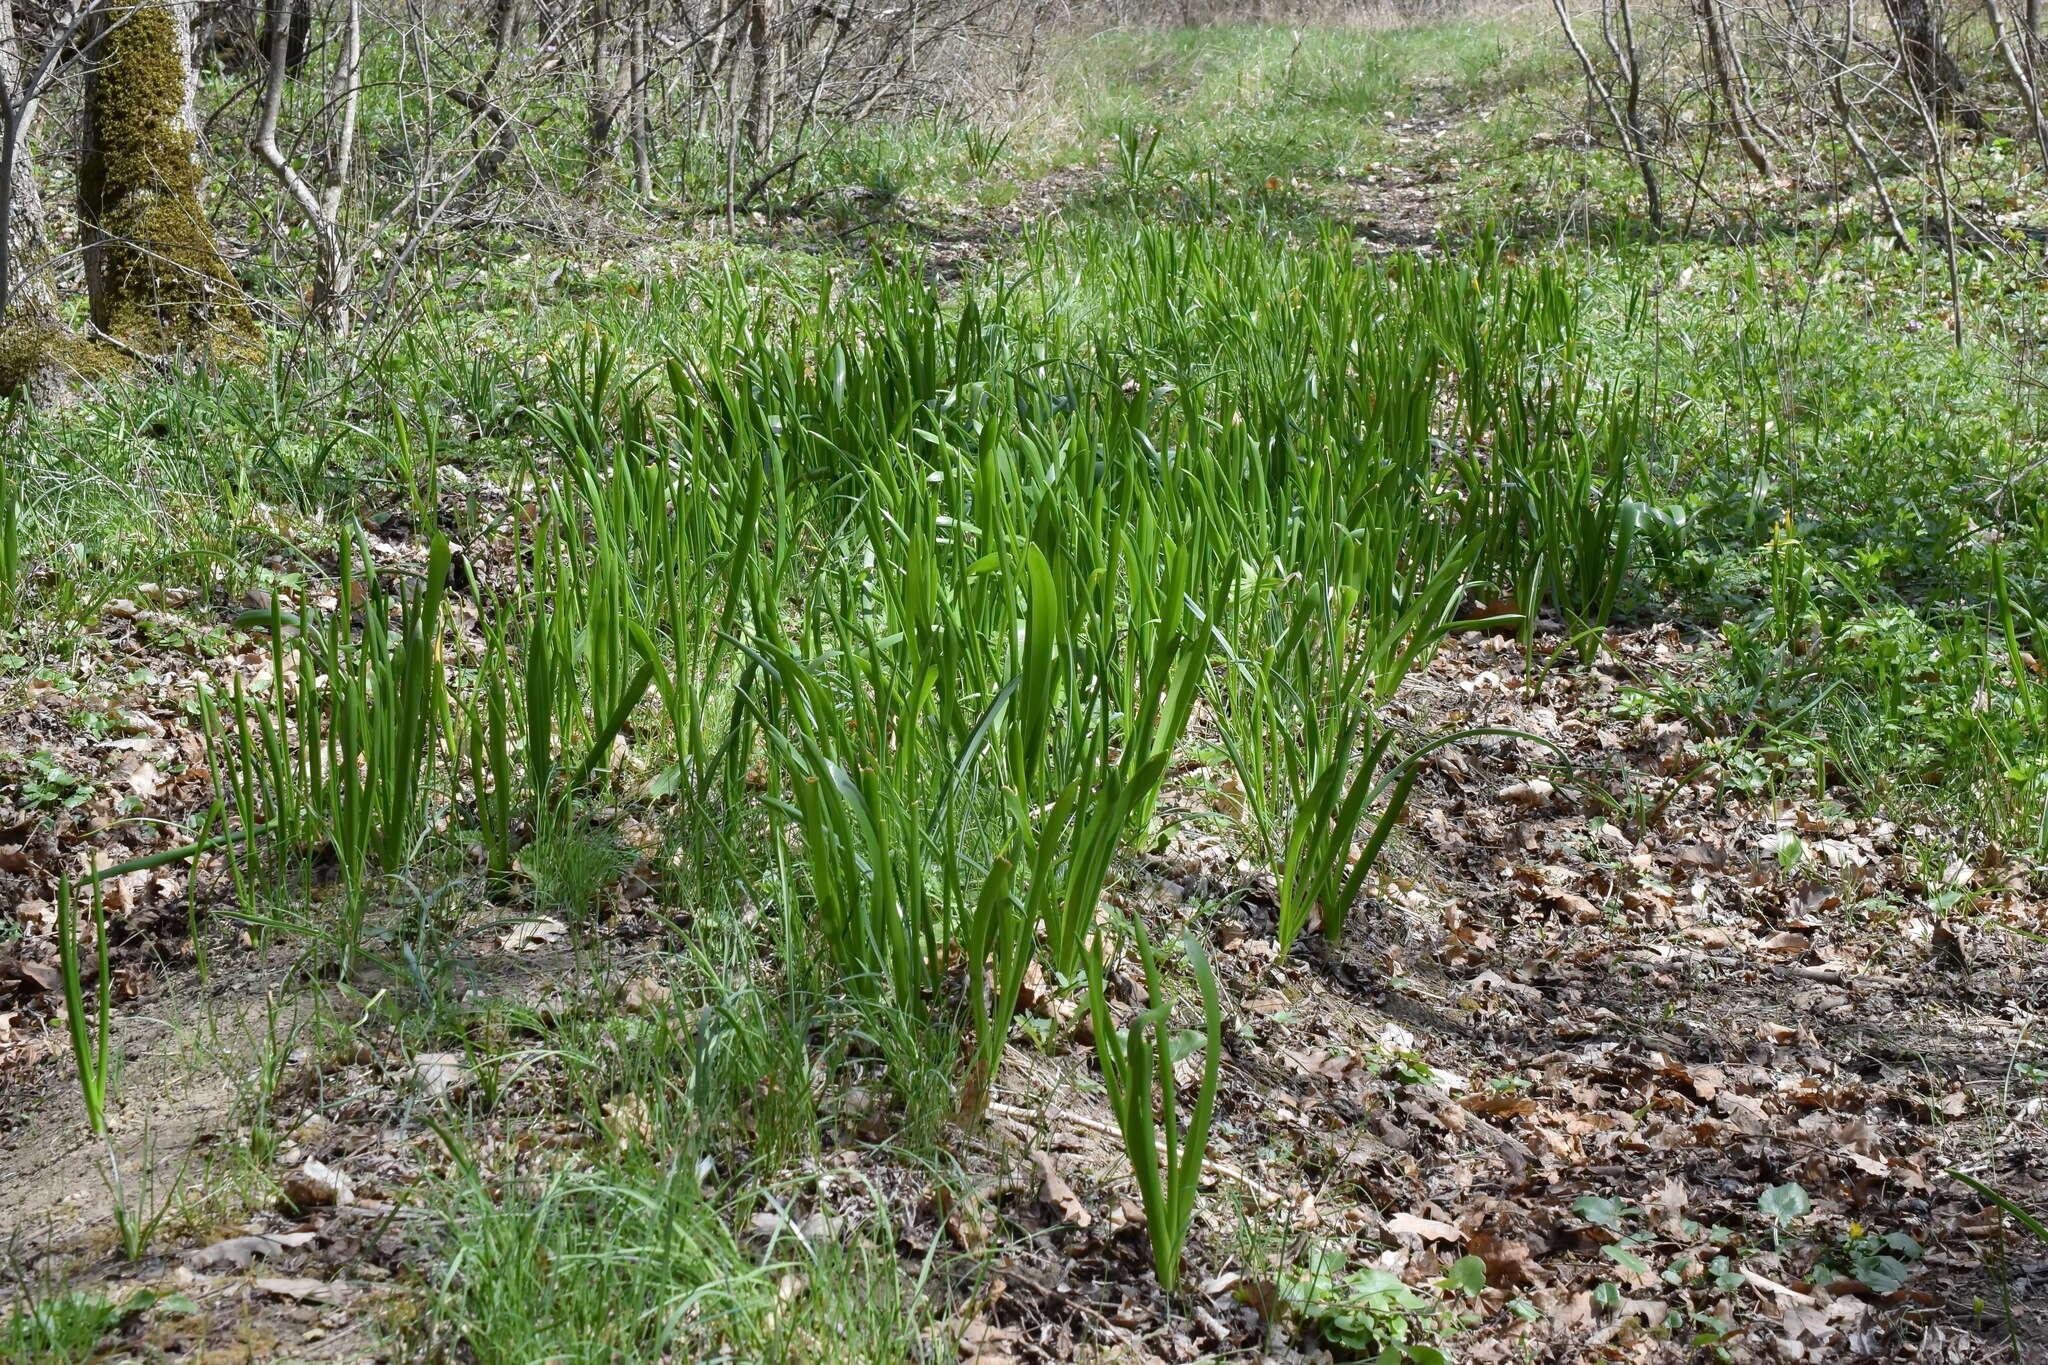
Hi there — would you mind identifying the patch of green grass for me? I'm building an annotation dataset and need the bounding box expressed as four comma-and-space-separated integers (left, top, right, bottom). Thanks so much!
0, 1284, 196, 1365
392, 908, 974, 1361
1548, 228, 2048, 852
423, 1158, 955, 1364
1, 1289, 125, 1365
1033, 19, 1564, 225
1585, 236, 2047, 602
1057, 20, 1555, 175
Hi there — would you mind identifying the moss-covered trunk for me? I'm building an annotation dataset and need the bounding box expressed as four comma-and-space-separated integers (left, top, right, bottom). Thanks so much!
79, 0, 253, 351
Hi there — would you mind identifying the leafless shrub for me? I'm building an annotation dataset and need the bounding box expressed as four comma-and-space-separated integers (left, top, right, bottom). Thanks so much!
2, 0, 1041, 354
1547, 0, 2048, 252
1045, 0, 1499, 31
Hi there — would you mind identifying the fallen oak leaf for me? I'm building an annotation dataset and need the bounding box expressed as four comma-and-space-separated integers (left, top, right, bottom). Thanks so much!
127, 762, 161, 799
498, 917, 566, 951
1461, 1092, 1539, 1118
13, 961, 60, 993
985, 1100, 1281, 1205
618, 975, 670, 1014
1385, 1211, 1465, 1243
1611, 1296, 1670, 1327
279, 1158, 353, 1213
1031, 1149, 1091, 1229
183, 1230, 318, 1271
412, 1052, 472, 1099
1760, 931, 1812, 958
252, 1276, 350, 1304
931, 1185, 990, 1252
1741, 1265, 1818, 1304
1467, 1231, 1544, 1287
956, 1316, 1023, 1365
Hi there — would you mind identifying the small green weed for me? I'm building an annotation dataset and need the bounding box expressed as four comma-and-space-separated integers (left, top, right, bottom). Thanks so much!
1279, 1243, 1483, 1362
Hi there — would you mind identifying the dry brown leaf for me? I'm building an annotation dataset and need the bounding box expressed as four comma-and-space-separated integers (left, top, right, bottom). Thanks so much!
1385, 1211, 1464, 1243
1760, 931, 1812, 958
603, 1093, 656, 1152
1468, 1231, 1543, 1287
126, 761, 161, 799
14, 961, 59, 993
932, 1185, 991, 1252
184, 1230, 318, 1270
957, 1316, 1024, 1364
279, 1158, 353, 1212
499, 917, 566, 951
253, 1276, 349, 1304
620, 975, 670, 1013
1032, 1149, 1092, 1228
1462, 1092, 1538, 1119
413, 1052, 472, 1099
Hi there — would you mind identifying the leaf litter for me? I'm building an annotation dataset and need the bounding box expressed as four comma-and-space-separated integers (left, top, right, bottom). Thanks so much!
0, 567, 2043, 1361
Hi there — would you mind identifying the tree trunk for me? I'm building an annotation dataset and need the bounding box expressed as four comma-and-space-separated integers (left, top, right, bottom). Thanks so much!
489, 0, 520, 47
1697, 0, 1774, 176
259, 0, 313, 75
1, 0, 78, 400
629, 0, 653, 196
1987, 0, 2048, 167
741, 0, 771, 158
584, 0, 617, 180
446, 0, 519, 194
80, 0, 253, 351
193, 0, 266, 72
252, 0, 360, 330
1554, 0, 1663, 232
1, 0, 57, 326
1883, 0, 1978, 126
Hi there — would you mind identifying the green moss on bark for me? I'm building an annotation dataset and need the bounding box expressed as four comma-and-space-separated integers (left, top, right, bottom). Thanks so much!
80, 0, 254, 351
0, 321, 127, 400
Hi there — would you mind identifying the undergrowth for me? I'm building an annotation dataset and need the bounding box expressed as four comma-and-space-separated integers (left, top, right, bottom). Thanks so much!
3, 13, 2045, 1362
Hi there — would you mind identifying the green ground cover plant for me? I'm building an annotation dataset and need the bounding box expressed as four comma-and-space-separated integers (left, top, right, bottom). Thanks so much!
3, 10, 2045, 1362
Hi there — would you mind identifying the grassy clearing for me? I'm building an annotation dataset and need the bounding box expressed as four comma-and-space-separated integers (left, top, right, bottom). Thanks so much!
3, 12, 2046, 1364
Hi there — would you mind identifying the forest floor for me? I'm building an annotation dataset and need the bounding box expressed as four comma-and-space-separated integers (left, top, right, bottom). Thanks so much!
4, 12, 2048, 1365
4, 599, 2043, 1363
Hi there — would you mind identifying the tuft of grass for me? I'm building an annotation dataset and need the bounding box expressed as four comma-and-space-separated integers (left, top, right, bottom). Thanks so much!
1, 1288, 130, 1365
